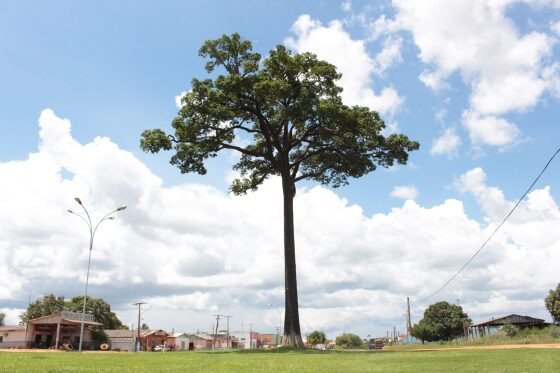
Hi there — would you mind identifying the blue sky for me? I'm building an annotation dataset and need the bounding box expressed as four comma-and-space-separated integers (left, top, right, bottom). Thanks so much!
1, 1, 560, 337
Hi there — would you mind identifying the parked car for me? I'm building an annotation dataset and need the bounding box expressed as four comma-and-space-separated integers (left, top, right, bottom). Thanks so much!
153, 344, 169, 352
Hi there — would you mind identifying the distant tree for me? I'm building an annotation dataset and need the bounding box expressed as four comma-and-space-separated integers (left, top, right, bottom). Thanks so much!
65, 296, 127, 330
545, 283, 560, 323
335, 333, 363, 349
19, 294, 126, 330
141, 323, 149, 330
19, 294, 65, 324
0, 311, 5, 326
411, 321, 433, 344
140, 33, 419, 347
306, 330, 327, 346
412, 301, 471, 342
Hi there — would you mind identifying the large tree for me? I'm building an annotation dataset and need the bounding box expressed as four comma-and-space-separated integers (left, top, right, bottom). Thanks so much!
0, 311, 5, 326
141, 33, 419, 346
412, 301, 471, 342
65, 296, 127, 330
545, 283, 560, 323
19, 294, 65, 324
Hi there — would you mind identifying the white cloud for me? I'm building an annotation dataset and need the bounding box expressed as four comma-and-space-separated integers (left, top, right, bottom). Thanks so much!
385, 0, 557, 147
390, 185, 419, 200
285, 15, 404, 116
1, 110, 559, 338
175, 91, 188, 108
431, 128, 461, 157
462, 110, 521, 147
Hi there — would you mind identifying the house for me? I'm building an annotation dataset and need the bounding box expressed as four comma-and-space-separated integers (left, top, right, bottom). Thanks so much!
171, 333, 194, 351
105, 329, 172, 351
229, 331, 259, 349
104, 329, 137, 351
26, 311, 101, 349
0, 325, 27, 348
259, 333, 280, 347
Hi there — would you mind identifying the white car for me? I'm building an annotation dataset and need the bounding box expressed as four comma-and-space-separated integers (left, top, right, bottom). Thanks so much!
153, 344, 168, 352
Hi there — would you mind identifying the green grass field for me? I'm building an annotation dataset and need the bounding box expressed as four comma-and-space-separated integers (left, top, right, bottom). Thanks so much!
1, 348, 559, 372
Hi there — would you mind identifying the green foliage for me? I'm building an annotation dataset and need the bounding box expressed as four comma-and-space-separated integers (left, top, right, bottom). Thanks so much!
411, 301, 471, 342
140, 33, 419, 195
545, 282, 560, 323
306, 330, 326, 345
141, 323, 149, 330
500, 323, 517, 337
335, 333, 363, 349
0, 311, 5, 326
19, 294, 66, 324
65, 296, 127, 330
19, 294, 126, 330
90, 328, 109, 342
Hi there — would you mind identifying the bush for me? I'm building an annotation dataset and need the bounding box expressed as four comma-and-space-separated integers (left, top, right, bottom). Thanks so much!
335, 333, 363, 349
501, 323, 517, 337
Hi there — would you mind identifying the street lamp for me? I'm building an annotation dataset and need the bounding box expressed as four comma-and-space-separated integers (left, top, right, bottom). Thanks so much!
268, 303, 283, 346
68, 198, 126, 352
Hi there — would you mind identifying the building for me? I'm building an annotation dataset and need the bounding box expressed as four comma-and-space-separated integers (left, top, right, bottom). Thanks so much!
26, 311, 101, 349
102, 329, 176, 351
470, 314, 550, 338
0, 325, 27, 348
259, 333, 280, 347
229, 331, 259, 349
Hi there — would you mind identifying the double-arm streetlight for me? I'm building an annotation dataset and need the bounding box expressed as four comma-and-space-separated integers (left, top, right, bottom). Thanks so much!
68, 197, 126, 352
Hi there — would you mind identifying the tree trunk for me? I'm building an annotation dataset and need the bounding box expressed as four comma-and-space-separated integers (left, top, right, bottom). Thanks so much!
280, 175, 304, 347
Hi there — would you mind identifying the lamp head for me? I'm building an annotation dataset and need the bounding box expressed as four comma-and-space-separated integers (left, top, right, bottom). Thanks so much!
107, 216, 115, 220
67, 209, 74, 214
74, 197, 83, 205
117, 205, 127, 211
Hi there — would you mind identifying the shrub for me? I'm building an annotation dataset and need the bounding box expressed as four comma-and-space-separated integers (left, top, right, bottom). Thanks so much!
501, 323, 517, 337
335, 333, 363, 349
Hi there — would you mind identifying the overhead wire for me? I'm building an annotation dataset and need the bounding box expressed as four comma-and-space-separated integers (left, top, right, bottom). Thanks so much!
416, 146, 560, 304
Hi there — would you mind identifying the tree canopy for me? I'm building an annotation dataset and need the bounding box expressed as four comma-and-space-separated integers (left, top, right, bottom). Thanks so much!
545, 283, 560, 323
140, 33, 419, 346
141, 33, 419, 195
306, 330, 327, 345
411, 301, 471, 342
0, 311, 5, 326
19, 294, 127, 330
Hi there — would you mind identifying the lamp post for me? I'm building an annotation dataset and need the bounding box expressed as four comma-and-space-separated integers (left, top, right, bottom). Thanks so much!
68, 197, 126, 352
268, 303, 283, 346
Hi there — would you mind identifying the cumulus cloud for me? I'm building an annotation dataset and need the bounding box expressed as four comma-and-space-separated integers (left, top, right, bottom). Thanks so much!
382, 0, 558, 147
390, 185, 419, 200
1, 110, 559, 337
431, 128, 462, 157
285, 15, 404, 116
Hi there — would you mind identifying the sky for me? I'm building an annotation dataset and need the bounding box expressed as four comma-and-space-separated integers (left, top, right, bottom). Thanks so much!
1, 0, 560, 338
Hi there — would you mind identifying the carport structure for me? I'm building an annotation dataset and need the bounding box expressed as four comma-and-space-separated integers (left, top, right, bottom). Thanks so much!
469, 314, 549, 338
27, 311, 102, 349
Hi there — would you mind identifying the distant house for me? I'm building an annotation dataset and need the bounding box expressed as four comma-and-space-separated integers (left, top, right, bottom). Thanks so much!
171, 333, 194, 351
470, 314, 550, 337
105, 329, 172, 351
0, 325, 27, 348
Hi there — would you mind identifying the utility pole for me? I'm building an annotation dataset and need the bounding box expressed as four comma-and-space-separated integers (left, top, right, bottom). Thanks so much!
275, 327, 280, 346
212, 315, 221, 350
224, 315, 232, 349
249, 323, 253, 349
133, 301, 146, 352
406, 297, 412, 342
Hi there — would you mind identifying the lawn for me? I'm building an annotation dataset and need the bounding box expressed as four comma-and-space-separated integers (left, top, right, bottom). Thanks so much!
1, 348, 559, 373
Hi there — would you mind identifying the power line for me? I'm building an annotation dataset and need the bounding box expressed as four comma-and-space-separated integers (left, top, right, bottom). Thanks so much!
417, 146, 560, 304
